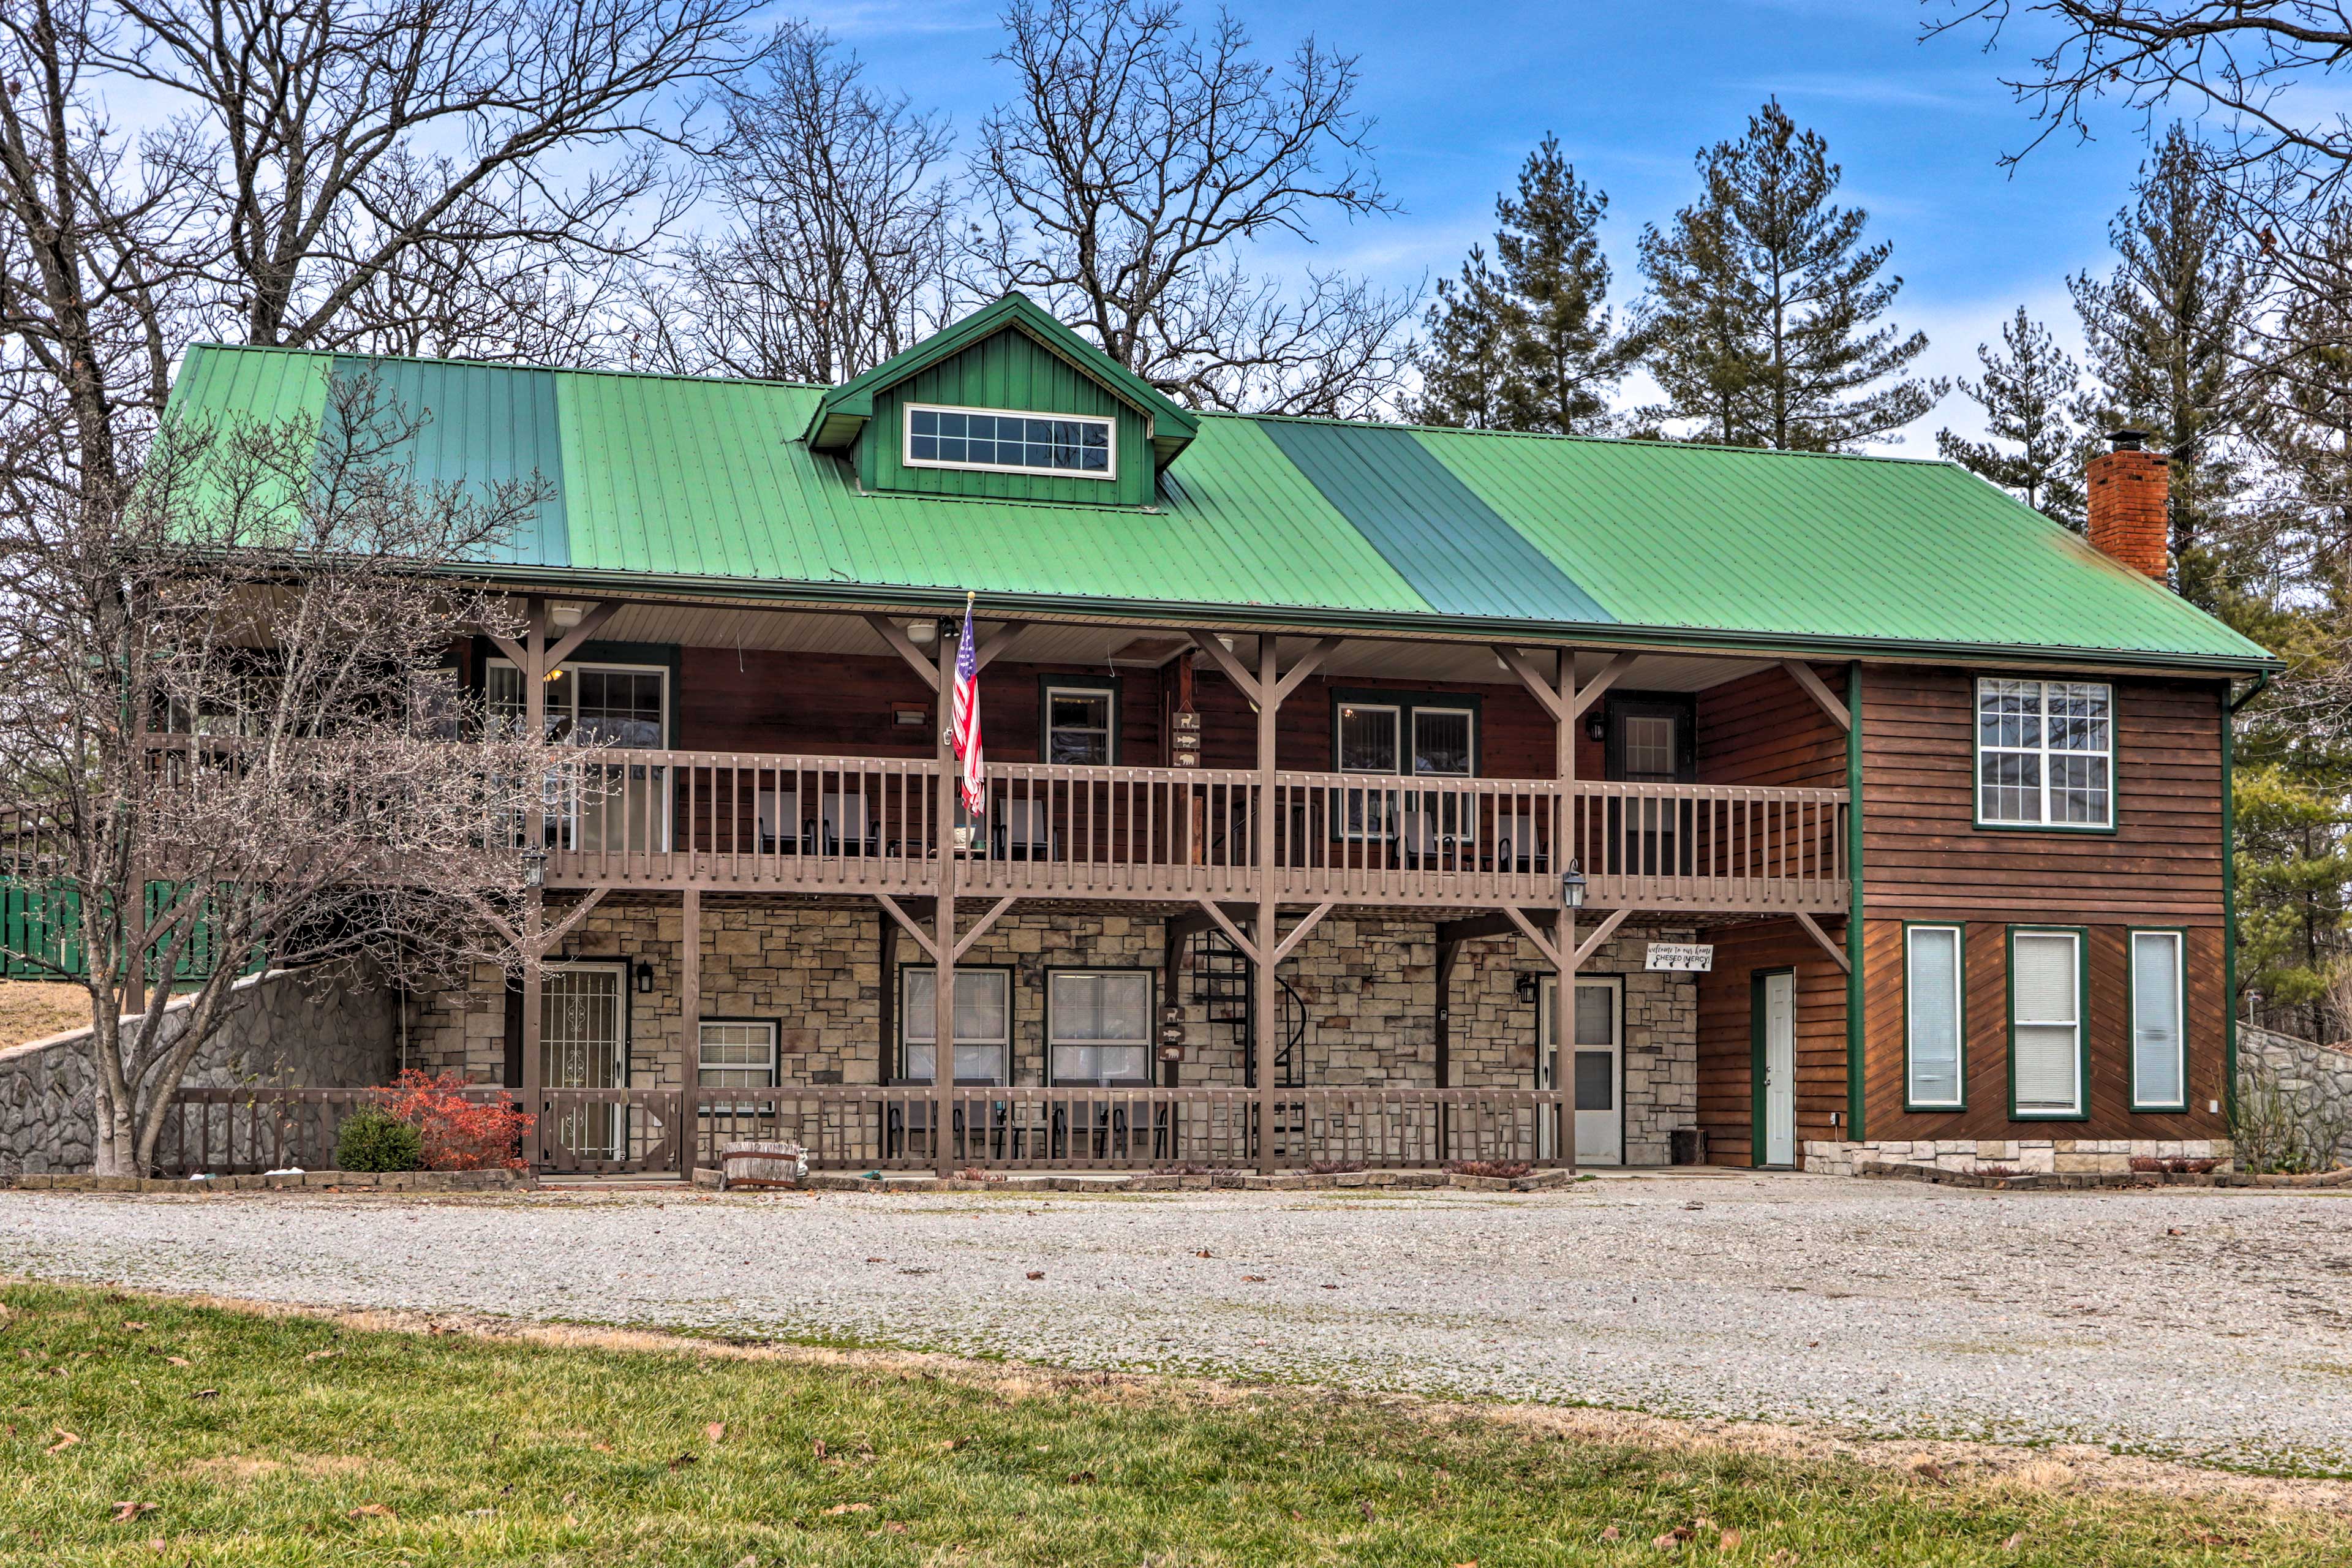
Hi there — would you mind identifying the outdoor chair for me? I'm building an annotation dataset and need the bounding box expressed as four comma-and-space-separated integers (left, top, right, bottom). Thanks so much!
755, 790, 810, 855
821, 793, 883, 856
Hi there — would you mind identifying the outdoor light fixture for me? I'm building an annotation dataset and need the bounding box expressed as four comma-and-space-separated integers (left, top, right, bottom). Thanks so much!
1561, 858, 1587, 910
521, 846, 547, 890
1585, 713, 1606, 742
907, 618, 937, 645
1514, 973, 1540, 1005
549, 602, 585, 630
634, 959, 654, 994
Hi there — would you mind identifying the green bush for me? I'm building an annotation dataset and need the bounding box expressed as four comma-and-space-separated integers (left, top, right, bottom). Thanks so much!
335, 1107, 422, 1173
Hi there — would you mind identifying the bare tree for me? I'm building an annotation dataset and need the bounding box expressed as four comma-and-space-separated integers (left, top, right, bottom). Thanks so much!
99, 0, 774, 357
634, 25, 960, 383
0, 373, 568, 1175
968, 0, 1414, 415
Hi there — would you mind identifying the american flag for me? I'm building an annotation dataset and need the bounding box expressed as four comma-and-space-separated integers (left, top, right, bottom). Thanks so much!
951, 595, 985, 817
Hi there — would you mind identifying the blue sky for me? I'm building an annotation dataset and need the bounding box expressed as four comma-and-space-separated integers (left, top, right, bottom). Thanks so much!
802, 0, 2168, 450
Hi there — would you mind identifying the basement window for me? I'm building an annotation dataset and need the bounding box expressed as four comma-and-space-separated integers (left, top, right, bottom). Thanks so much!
906, 404, 1114, 479
1975, 678, 2113, 829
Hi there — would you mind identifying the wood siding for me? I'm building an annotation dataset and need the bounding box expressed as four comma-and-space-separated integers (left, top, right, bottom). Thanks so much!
859, 328, 1156, 507
1856, 667, 2230, 1141
1697, 664, 1847, 788
1695, 920, 1850, 1167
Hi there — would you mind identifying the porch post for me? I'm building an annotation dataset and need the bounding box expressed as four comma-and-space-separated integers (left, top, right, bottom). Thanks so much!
1254, 635, 1279, 1173
519, 598, 547, 1152
933, 618, 959, 1180
679, 889, 701, 1145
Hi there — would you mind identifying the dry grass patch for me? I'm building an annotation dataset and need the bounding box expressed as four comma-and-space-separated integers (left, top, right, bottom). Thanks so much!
0, 981, 91, 1049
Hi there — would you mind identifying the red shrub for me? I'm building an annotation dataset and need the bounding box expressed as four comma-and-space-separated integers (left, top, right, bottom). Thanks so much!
382, 1070, 534, 1170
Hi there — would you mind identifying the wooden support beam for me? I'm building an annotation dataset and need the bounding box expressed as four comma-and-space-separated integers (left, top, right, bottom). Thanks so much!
973, 622, 1033, 673
952, 895, 1019, 962
1567, 652, 1637, 720
1793, 909, 1852, 973
1435, 910, 1548, 946
874, 892, 940, 962
1270, 636, 1343, 707
1164, 907, 1223, 945
679, 890, 701, 1090
484, 630, 529, 669
1186, 628, 1261, 703
1434, 938, 1458, 1093
1193, 899, 1259, 965
862, 614, 943, 691
545, 600, 622, 669
1499, 905, 1566, 971
1268, 900, 1336, 967
1781, 660, 1852, 731
1492, 645, 1570, 723
1570, 906, 1632, 968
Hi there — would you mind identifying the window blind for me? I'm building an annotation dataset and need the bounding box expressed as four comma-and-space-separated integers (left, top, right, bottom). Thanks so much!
2132, 932, 2185, 1107
1906, 926, 1962, 1106
2011, 932, 2081, 1114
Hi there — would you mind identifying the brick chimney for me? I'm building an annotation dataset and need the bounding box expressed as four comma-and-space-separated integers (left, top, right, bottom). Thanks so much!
2086, 429, 2170, 579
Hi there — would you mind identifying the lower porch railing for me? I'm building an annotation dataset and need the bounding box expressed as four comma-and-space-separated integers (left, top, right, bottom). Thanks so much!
156, 1085, 1573, 1175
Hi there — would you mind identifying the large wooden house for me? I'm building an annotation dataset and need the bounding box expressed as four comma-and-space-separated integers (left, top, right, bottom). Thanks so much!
162, 293, 2277, 1177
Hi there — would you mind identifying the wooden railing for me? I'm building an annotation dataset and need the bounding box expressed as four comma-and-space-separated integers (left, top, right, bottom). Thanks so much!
154, 1085, 1574, 1175
546, 750, 1849, 912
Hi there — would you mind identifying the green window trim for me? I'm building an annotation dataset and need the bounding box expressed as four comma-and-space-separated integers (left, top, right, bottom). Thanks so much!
1902, 921, 1968, 1113
1327, 687, 1485, 776
2005, 924, 2092, 1122
1038, 673, 1121, 766
2128, 927, 2191, 1113
1971, 674, 2119, 836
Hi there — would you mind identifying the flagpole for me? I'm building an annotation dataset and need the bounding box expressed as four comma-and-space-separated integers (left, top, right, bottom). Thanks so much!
932, 598, 962, 1180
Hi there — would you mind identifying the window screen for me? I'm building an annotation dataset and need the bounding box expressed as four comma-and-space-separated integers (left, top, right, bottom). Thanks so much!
2010, 931, 2082, 1114
902, 968, 1011, 1084
1049, 971, 1151, 1084
2132, 931, 2185, 1109
1906, 925, 1964, 1107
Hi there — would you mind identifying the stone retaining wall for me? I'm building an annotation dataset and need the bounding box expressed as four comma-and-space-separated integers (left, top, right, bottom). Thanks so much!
1801, 1136, 2234, 1178
2239, 1024, 2352, 1169
0, 964, 399, 1177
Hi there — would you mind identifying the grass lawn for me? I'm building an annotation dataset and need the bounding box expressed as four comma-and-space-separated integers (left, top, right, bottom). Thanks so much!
2, 1280, 2346, 1566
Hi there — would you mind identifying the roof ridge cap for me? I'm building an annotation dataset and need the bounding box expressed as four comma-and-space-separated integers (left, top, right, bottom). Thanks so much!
183, 341, 824, 391
1231, 407, 1953, 465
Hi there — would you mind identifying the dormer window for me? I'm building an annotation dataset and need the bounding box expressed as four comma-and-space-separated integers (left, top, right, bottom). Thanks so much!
906, 404, 1114, 480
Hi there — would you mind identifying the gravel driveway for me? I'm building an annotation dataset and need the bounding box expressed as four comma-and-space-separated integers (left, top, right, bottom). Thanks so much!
6, 1174, 2351, 1474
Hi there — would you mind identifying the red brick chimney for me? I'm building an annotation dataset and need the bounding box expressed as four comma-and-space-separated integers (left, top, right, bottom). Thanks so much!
2086, 429, 2170, 580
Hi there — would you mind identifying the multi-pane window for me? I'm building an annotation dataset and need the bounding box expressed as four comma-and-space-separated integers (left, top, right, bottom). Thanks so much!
1977, 678, 2113, 827
2131, 931, 2187, 1110
697, 1021, 778, 1090
1045, 685, 1114, 765
1337, 704, 1400, 773
1905, 925, 1964, 1108
1336, 697, 1477, 840
1049, 971, 1152, 1084
1622, 715, 1678, 781
906, 405, 1114, 477
901, 968, 1011, 1084
2010, 929, 2084, 1117
487, 660, 668, 745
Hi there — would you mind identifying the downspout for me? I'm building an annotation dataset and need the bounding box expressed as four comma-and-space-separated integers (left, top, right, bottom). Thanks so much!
1845, 662, 1866, 1145
2222, 671, 2266, 1129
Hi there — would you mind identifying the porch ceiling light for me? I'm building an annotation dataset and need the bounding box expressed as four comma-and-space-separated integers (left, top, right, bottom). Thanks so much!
550, 602, 585, 630
907, 618, 937, 645
1561, 858, 1587, 910
521, 845, 548, 889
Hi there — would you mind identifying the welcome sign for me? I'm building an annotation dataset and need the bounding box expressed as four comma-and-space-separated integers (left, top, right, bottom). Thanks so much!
1645, 943, 1714, 973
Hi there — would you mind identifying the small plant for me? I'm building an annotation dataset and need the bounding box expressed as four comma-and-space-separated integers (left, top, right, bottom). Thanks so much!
955, 1166, 1006, 1183
1444, 1159, 1531, 1179
335, 1107, 422, 1172
1974, 1164, 2019, 1178
2129, 1156, 2165, 1173
2173, 1157, 2222, 1174
1306, 1160, 1366, 1175
1152, 1162, 1243, 1177
382, 1070, 535, 1170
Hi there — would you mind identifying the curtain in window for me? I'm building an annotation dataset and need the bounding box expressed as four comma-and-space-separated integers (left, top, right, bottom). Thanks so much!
1906, 927, 1962, 1106
1049, 971, 1150, 1083
902, 969, 1011, 1083
2011, 933, 2081, 1113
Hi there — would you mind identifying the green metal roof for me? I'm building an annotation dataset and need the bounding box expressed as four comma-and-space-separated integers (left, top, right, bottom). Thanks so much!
161, 341, 2277, 673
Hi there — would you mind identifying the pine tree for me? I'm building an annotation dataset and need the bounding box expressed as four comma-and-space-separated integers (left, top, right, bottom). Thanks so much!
1413, 137, 1630, 432
1637, 100, 1944, 450
1411, 246, 1515, 429
1937, 307, 2089, 528
2070, 124, 2260, 601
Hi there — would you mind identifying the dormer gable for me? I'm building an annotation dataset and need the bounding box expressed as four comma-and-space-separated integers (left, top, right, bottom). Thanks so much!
802, 293, 1197, 506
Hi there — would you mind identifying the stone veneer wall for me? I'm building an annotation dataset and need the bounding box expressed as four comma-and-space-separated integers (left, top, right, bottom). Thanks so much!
1801, 1136, 2234, 1178
2239, 1025, 2352, 1169
1, 962, 400, 1177
404, 899, 1705, 1163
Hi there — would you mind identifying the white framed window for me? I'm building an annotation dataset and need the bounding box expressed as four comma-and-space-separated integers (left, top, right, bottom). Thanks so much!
1411, 707, 1474, 777
901, 967, 1011, 1085
1977, 677, 2113, 828
697, 1019, 778, 1114
1337, 703, 1400, 774
1904, 924, 1965, 1109
488, 657, 671, 853
2130, 930, 2187, 1111
1044, 683, 1115, 766
1047, 970, 1153, 1084
904, 404, 1115, 480
2009, 928, 2085, 1117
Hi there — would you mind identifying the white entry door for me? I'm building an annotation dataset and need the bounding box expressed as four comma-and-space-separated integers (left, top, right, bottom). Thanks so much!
1760, 970, 1796, 1167
1541, 977, 1623, 1166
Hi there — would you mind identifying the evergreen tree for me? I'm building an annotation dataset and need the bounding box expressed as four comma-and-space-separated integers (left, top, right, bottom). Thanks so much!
2070, 124, 2260, 603
1411, 245, 1515, 429
1636, 100, 1944, 450
1415, 139, 1631, 432
1936, 307, 2089, 528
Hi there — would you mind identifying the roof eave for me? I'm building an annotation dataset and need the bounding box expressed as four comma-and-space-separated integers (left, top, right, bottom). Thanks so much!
439, 562, 2285, 678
